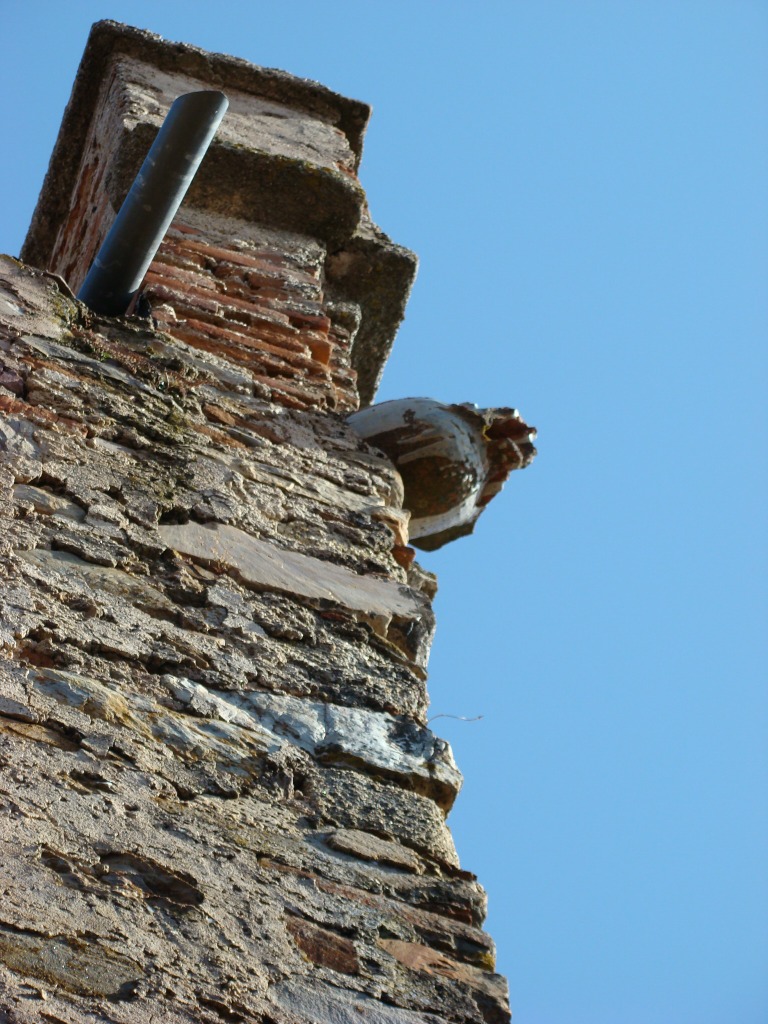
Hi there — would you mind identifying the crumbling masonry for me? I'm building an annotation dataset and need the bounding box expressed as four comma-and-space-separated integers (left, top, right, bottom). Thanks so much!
0, 22, 519, 1023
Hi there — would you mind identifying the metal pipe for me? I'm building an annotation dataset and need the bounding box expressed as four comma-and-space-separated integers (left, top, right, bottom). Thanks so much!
77, 90, 229, 316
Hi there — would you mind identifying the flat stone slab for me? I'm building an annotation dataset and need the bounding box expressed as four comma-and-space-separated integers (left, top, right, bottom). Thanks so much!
178, 684, 462, 808
327, 828, 425, 873
270, 978, 450, 1024
159, 520, 424, 620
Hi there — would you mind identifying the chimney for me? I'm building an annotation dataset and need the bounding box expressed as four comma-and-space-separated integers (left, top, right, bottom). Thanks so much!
1, 21, 517, 1023
21, 20, 417, 411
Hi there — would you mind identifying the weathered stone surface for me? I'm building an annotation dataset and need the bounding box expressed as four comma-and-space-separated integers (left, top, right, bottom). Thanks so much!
0, 255, 510, 1021
327, 827, 426, 873
13, 482, 86, 520
158, 520, 423, 619
0, 23, 512, 1022
285, 913, 360, 975
170, 680, 461, 808
271, 978, 450, 1023
380, 941, 510, 1024
0, 923, 142, 1000
312, 767, 459, 868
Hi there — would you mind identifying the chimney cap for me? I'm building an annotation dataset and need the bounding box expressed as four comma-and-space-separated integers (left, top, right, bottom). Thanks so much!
21, 21, 416, 407
21, 20, 371, 272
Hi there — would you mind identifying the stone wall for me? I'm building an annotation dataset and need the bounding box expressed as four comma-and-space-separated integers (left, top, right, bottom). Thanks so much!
0, 20, 512, 1024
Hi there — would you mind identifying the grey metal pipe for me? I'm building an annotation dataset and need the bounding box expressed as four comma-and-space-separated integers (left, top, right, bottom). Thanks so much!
77, 90, 229, 316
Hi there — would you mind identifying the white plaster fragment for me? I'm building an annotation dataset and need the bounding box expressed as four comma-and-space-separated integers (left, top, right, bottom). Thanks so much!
206, 583, 267, 636
124, 58, 356, 173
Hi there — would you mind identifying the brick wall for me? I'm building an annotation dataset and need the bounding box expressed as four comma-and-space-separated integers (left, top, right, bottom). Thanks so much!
22, 21, 415, 408
145, 218, 359, 413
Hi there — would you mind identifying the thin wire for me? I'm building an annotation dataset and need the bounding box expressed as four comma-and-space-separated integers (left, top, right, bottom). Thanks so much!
427, 714, 484, 724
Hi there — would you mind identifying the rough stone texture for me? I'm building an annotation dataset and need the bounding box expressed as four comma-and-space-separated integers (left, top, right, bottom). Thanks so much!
0, 254, 510, 1021
1, 22, 513, 1022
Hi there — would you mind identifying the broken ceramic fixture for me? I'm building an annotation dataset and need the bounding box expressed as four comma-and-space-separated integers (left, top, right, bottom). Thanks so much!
348, 398, 537, 550
78, 90, 229, 316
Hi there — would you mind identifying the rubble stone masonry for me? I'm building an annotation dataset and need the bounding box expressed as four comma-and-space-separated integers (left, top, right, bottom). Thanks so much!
0, 21, 511, 1024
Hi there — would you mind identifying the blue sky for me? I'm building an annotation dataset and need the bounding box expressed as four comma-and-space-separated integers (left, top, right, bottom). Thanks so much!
2, 3, 766, 1022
